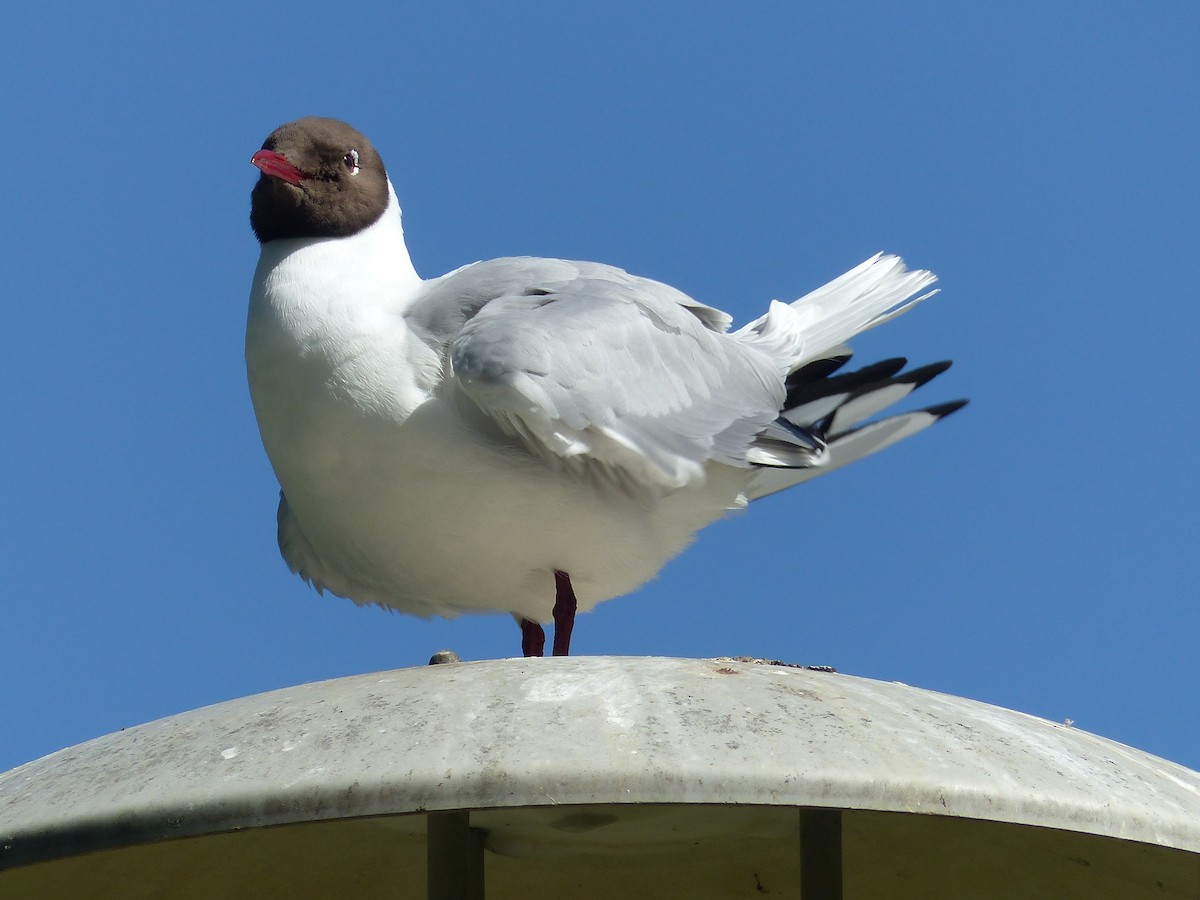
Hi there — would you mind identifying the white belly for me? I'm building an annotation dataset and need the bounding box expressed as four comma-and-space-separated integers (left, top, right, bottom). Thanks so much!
262, 390, 748, 621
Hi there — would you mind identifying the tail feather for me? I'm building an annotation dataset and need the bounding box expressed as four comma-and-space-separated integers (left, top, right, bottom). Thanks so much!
736, 252, 962, 500
734, 253, 939, 368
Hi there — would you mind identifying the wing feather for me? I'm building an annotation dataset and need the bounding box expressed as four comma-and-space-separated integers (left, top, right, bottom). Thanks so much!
412, 258, 787, 490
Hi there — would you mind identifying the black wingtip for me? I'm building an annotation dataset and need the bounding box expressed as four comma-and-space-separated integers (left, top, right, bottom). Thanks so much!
785, 356, 909, 407
925, 398, 969, 419
855, 356, 909, 382
786, 354, 852, 386
899, 359, 953, 388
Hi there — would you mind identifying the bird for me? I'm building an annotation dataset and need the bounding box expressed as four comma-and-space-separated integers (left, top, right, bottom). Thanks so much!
246, 116, 965, 659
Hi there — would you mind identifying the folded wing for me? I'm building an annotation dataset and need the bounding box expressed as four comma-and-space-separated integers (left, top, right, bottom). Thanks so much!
413, 258, 799, 492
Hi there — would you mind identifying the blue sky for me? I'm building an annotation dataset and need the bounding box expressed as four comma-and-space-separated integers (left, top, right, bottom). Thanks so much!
4, 3, 1198, 776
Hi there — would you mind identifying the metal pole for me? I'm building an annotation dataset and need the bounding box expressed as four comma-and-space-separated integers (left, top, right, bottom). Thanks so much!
799, 807, 843, 900
426, 811, 484, 900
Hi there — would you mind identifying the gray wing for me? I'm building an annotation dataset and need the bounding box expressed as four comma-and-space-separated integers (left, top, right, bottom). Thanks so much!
405, 257, 814, 491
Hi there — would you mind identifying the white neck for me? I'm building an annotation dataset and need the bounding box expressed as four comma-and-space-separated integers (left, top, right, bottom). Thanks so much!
246, 179, 439, 424
250, 180, 422, 315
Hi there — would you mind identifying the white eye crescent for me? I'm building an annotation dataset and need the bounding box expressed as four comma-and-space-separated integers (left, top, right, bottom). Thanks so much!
343, 149, 360, 175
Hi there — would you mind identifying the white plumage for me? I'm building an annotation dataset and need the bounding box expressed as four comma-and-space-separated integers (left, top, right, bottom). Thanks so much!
247, 180, 957, 628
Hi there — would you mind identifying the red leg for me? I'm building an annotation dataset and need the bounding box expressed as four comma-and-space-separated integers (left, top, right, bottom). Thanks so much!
520, 619, 545, 657
552, 570, 577, 657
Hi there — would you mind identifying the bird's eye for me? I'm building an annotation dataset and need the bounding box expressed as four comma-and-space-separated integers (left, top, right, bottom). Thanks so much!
343, 149, 360, 175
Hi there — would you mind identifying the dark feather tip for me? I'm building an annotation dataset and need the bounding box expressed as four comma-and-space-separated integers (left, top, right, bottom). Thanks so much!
899, 359, 953, 388
924, 398, 969, 419
786, 354, 852, 387
785, 356, 909, 408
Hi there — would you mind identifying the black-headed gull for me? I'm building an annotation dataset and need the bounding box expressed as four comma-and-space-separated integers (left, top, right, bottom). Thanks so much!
246, 117, 965, 658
